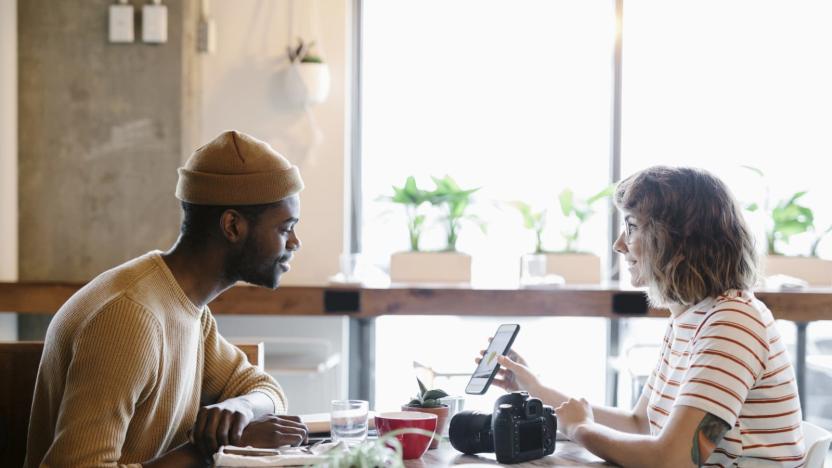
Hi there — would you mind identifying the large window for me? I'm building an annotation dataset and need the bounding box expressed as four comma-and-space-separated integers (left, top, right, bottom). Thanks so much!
360, 1, 832, 424
361, 0, 617, 412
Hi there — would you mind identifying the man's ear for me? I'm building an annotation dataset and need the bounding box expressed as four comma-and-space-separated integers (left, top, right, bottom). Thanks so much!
219, 209, 249, 244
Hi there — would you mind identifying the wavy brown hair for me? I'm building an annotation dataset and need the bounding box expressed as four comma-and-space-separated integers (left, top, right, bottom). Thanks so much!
614, 166, 758, 307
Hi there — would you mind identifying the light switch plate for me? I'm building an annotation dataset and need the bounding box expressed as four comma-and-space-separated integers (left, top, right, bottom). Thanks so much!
142, 4, 168, 43
108, 4, 134, 43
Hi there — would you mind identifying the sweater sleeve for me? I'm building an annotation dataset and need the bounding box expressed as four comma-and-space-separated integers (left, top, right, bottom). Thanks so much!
41, 297, 161, 468
200, 307, 287, 413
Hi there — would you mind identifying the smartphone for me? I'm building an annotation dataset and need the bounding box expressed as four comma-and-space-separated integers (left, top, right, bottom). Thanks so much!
465, 324, 521, 395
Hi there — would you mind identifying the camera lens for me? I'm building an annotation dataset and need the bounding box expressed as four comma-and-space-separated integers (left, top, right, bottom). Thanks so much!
449, 411, 495, 454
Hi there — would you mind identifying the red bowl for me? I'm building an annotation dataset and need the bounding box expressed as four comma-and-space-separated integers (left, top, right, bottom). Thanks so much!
375, 411, 438, 459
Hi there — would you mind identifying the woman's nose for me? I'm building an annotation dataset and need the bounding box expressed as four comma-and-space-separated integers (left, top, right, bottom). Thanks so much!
612, 231, 627, 254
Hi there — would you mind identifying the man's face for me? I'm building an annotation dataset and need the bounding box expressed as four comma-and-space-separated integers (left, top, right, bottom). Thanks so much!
232, 196, 301, 289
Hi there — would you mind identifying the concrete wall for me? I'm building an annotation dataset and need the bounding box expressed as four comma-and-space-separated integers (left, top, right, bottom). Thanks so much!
200, 0, 349, 285
1, 0, 18, 339
18, 0, 199, 282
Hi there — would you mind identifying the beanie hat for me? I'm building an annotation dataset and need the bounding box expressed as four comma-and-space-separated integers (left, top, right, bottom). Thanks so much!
176, 130, 304, 205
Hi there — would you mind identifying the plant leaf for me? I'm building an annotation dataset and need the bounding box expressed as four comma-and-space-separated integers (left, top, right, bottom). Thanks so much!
416, 377, 427, 397
422, 389, 449, 400
559, 189, 574, 217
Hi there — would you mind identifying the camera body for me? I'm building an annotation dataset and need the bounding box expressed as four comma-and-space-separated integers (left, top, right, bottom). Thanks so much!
449, 391, 557, 464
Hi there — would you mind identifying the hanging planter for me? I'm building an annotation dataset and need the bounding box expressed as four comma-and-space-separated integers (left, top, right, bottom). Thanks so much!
284, 38, 330, 105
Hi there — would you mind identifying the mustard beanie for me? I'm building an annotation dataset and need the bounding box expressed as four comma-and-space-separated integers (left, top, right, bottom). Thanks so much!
176, 130, 304, 205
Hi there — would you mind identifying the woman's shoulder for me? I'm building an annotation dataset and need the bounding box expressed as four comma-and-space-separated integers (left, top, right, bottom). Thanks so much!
707, 289, 774, 329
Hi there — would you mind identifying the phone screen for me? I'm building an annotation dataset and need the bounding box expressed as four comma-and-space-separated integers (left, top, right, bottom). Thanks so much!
465, 324, 520, 394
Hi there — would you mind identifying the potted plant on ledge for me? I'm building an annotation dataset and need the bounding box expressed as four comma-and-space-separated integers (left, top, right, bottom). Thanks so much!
388, 175, 483, 283
743, 166, 832, 286
513, 185, 611, 285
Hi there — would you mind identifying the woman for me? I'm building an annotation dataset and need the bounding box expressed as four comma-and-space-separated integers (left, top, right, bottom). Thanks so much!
486, 166, 805, 467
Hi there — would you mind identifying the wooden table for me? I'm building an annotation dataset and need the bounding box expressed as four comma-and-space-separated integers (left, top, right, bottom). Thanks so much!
404, 440, 612, 467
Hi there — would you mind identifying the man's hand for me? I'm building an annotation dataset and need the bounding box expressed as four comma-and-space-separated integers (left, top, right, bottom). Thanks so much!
238, 414, 309, 448
191, 397, 255, 456
555, 397, 594, 441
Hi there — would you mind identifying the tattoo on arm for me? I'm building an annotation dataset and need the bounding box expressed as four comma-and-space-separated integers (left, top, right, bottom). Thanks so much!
690, 413, 730, 467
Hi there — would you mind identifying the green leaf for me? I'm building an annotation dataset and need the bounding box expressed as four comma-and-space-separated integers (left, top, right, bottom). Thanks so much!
586, 184, 614, 205
559, 189, 574, 217
422, 389, 449, 400
408, 398, 422, 406
740, 165, 765, 177
417, 377, 427, 397
746, 202, 759, 212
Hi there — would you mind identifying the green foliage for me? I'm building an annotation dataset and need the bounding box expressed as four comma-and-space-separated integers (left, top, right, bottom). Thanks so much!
557, 185, 614, 253
508, 201, 547, 254
387, 177, 432, 251
428, 176, 485, 252
742, 166, 817, 256
321, 427, 436, 468
406, 377, 449, 408
287, 38, 324, 64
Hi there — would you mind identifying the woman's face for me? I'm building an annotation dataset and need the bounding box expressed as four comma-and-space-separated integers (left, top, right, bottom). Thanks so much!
613, 213, 646, 287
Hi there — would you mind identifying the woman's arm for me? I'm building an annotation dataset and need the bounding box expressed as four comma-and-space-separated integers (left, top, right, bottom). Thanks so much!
560, 399, 729, 468
496, 355, 651, 435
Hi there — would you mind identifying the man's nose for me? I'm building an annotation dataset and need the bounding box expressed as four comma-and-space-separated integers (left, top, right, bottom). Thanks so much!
288, 232, 301, 251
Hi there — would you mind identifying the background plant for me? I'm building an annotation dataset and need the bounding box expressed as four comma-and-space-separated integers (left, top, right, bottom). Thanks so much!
742, 166, 815, 256
387, 176, 432, 251
322, 427, 436, 468
557, 185, 614, 253
508, 201, 547, 254
405, 377, 448, 408
287, 38, 323, 64
429, 175, 485, 252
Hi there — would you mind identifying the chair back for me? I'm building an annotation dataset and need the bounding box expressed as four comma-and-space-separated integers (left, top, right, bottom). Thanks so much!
0, 340, 263, 468
804, 420, 832, 468
0, 341, 44, 468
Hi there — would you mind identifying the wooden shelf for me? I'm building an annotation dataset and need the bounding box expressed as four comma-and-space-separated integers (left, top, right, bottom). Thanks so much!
1, 282, 832, 322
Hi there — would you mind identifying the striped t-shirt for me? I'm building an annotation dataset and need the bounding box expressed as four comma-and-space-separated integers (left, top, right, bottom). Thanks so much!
644, 290, 805, 467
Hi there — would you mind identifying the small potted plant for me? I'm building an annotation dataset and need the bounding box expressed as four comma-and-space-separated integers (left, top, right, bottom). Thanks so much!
401, 378, 449, 449
743, 166, 832, 286
389, 175, 483, 283
511, 186, 611, 285
284, 37, 330, 105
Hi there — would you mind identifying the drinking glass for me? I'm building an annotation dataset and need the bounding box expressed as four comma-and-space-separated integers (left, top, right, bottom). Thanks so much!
330, 399, 369, 444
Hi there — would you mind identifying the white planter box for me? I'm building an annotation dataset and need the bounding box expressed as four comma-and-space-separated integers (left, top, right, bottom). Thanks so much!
389, 251, 472, 284
522, 253, 601, 284
763, 255, 832, 286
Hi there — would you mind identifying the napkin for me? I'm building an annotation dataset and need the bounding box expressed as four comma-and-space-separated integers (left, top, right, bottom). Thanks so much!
213, 441, 345, 467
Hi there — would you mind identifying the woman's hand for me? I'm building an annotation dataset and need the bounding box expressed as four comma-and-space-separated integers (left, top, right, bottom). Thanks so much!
475, 346, 540, 393
555, 397, 594, 441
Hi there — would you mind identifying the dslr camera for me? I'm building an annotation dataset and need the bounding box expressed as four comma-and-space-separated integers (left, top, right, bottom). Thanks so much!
449, 391, 557, 464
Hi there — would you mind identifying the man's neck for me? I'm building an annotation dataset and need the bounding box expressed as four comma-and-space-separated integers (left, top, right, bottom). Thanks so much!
160, 241, 234, 309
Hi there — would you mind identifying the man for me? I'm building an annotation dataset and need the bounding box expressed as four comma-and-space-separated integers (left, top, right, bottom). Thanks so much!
26, 131, 309, 467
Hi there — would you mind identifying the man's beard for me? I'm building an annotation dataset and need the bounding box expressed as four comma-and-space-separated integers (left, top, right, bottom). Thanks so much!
226, 236, 282, 289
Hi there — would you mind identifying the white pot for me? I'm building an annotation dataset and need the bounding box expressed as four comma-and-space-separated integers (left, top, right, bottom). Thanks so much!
284, 62, 330, 105
389, 251, 472, 284
520, 253, 601, 284
763, 255, 832, 286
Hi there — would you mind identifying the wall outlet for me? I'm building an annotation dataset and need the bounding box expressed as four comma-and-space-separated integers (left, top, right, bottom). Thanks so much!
197, 17, 216, 53
108, 4, 134, 43
142, 4, 168, 43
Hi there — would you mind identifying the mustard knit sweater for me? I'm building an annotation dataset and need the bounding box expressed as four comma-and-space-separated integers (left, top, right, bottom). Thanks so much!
25, 251, 287, 467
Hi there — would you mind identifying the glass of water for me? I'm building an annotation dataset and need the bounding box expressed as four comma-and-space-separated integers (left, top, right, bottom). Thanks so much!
330, 399, 369, 444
